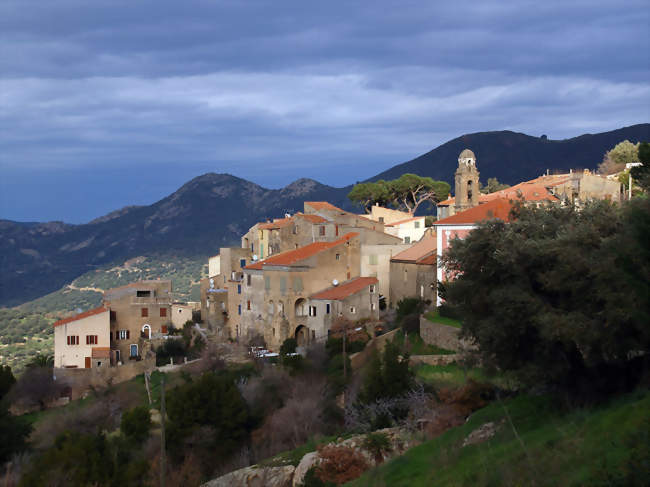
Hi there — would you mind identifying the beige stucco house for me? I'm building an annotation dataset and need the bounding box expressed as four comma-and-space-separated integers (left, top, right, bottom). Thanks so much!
53, 307, 111, 369
389, 235, 437, 307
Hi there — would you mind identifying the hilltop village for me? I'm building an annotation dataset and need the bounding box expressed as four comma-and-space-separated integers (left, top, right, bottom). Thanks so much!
51, 149, 622, 377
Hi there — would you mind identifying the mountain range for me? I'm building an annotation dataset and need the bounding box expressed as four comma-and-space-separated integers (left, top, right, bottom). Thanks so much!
2, 123, 648, 307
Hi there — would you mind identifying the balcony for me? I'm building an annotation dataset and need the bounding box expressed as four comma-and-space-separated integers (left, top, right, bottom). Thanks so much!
130, 296, 172, 305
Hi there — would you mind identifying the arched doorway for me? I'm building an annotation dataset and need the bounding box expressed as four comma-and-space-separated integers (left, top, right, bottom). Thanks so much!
294, 325, 309, 346
294, 298, 307, 318
141, 324, 151, 339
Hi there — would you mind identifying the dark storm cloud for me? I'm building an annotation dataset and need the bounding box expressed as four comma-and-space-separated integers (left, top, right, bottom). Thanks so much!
0, 0, 648, 222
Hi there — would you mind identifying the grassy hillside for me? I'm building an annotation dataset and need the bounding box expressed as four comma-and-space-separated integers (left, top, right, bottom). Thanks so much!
0, 253, 207, 372
348, 389, 650, 487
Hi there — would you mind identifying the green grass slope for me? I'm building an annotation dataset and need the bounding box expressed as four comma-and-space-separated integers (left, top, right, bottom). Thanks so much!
348, 389, 650, 487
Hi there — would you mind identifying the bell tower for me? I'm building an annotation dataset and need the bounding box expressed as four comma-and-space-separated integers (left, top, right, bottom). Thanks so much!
454, 149, 480, 213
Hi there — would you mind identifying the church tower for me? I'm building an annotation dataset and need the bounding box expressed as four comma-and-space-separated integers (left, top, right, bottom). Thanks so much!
454, 149, 480, 213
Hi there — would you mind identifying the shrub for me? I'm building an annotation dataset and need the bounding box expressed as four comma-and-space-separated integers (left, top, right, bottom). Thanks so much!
315, 445, 369, 485
280, 338, 298, 356
120, 406, 152, 444
395, 297, 424, 321
362, 432, 392, 463
155, 339, 186, 366
400, 313, 420, 334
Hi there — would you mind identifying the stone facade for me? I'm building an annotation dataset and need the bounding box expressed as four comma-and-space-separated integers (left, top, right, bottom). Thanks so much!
104, 280, 172, 364
454, 149, 480, 213
360, 243, 410, 303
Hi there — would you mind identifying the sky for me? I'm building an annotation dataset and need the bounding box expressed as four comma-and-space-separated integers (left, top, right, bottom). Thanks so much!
1, 0, 649, 224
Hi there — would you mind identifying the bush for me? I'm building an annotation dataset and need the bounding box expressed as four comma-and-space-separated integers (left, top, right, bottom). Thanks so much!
120, 406, 152, 444
280, 338, 298, 356
400, 313, 420, 334
325, 337, 365, 358
155, 339, 186, 366
315, 445, 369, 485
363, 432, 392, 463
396, 297, 424, 321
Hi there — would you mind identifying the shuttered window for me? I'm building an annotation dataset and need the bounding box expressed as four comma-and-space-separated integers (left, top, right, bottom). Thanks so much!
141, 308, 148, 317
67, 335, 79, 345
160, 308, 167, 317
85, 335, 98, 345
280, 277, 287, 294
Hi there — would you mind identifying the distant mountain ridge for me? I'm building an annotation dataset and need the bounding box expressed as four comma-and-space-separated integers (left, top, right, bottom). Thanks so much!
1, 124, 648, 307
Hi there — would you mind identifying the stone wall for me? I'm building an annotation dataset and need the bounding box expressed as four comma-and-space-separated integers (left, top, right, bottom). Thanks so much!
54, 357, 155, 399
350, 328, 399, 370
410, 354, 459, 366
419, 317, 473, 352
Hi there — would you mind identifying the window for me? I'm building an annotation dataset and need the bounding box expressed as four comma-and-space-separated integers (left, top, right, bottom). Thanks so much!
326, 303, 331, 314
130, 344, 138, 358
378, 216, 384, 223
160, 308, 167, 317
369, 285, 376, 293
292, 225, 298, 235
240, 259, 246, 268
404, 236, 411, 244
293, 277, 303, 292
335, 225, 339, 236
237, 284, 241, 294
312, 330, 316, 340
247, 300, 251, 310
67, 335, 79, 345
280, 277, 287, 294
141, 307, 148, 317
368, 255, 378, 265
309, 305, 317, 317
264, 276, 271, 291
414, 221, 420, 228
350, 306, 356, 314
85, 335, 98, 345
136, 290, 151, 297
247, 274, 251, 286
335, 253, 340, 261
403, 268, 408, 282
238, 305, 242, 315
117, 330, 129, 340
319, 226, 325, 236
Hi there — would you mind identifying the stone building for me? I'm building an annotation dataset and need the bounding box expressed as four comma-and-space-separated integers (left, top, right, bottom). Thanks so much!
389, 235, 438, 307
240, 233, 361, 348
384, 216, 427, 243
307, 277, 380, 340
104, 280, 173, 363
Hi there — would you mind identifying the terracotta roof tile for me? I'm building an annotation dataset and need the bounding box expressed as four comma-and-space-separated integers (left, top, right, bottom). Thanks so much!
310, 277, 378, 301
305, 201, 344, 212
53, 307, 109, 328
391, 235, 437, 262
296, 213, 328, 224
416, 254, 437, 265
245, 233, 358, 270
258, 218, 293, 230
434, 198, 514, 225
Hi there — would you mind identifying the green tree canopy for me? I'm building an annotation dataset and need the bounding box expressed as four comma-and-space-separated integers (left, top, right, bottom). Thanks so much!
480, 177, 510, 194
348, 175, 450, 214
631, 141, 650, 192
598, 140, 641, 174
441, 199, 650, 399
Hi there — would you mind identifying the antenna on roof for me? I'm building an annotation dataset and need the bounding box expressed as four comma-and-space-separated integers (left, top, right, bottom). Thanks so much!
332, 279, 339, 287
252, 254, 258, 261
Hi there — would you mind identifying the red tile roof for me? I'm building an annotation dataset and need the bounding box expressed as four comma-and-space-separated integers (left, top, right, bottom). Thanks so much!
310, 277, 378, 301
434, 198, 514, 226
258, 217, 293, 230
417, 254, 437, 265
297, 213, 328, 223
53, 307, 109, 328
391, 235, 437, 262
245, 233, 358, 270
91, 347, 111, 358
305, 201, 344, 212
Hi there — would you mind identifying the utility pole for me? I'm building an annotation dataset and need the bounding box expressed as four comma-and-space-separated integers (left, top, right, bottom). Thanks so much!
160, 374, 166, 487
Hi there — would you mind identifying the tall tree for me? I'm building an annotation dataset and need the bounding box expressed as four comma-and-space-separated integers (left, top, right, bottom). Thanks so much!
441, 199, 650, 398
480, 177, 510, 194
348, 174, 449, 214
631, 141, 650, 192
598, 140, 640, 175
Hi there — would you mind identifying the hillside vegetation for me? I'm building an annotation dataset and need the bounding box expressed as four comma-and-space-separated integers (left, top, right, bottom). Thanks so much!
349, 389, 650, 487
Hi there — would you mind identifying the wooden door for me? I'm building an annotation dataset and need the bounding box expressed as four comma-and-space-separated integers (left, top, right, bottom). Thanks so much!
85, 357, 91, 369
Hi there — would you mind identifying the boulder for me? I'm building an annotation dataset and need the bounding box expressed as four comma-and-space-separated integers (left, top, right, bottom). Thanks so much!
202, 465, 295, 487
292, 451, 321, 486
